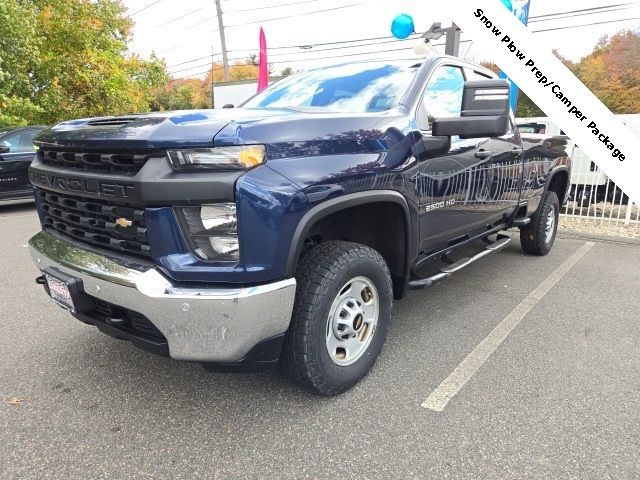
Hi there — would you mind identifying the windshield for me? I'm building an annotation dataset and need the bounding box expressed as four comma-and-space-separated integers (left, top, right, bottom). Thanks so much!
242, 61, 420, 113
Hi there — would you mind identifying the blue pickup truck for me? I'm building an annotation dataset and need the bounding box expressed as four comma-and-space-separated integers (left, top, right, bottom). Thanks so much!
28, 56, 571, 394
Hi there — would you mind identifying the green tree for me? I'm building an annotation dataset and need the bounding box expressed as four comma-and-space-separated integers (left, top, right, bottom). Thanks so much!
0, 0, 41, 125
280, 67, 294, 77
0, 0, 169, 127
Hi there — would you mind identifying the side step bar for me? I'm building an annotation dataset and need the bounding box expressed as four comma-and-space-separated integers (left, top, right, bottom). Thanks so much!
408, 235, 512, 290
511, 216, 531, 228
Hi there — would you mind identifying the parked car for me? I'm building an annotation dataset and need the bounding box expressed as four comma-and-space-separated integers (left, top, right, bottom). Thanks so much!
27, 56, 571, 395
0, 126, 46, 203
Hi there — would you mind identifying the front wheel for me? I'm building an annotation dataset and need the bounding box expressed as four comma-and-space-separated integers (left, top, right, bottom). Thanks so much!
520, 190, 559, 256
280, 241, 392, 395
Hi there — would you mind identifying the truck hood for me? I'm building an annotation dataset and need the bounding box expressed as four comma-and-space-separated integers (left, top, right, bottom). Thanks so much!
35, 108, 405, 151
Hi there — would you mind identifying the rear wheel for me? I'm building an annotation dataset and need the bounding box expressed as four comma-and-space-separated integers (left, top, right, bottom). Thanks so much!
520, 190, 559, 256
280, 241, 392, 395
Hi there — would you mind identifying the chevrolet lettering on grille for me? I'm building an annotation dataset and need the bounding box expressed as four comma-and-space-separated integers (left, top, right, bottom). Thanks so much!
29, 171, 135, 198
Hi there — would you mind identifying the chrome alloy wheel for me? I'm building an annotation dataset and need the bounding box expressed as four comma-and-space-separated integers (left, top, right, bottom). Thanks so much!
326, 276, 379, 366
545, 204, 556, 243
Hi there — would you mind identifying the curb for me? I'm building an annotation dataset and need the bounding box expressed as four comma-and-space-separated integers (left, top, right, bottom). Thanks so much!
557, 229, 640, 246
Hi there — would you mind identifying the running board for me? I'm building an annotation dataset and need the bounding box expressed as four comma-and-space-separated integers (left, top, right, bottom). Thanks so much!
511, 216, 531, 227
408, 235, 512, 290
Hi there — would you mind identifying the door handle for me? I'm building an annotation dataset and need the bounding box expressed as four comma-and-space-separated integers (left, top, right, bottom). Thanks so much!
475, 149, 492, 160
511, 147, 523, 158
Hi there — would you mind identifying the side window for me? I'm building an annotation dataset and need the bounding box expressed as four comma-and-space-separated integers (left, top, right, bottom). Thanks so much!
2, 133, 22, 152
416, 66, 465, 131
1, 130, 38, 153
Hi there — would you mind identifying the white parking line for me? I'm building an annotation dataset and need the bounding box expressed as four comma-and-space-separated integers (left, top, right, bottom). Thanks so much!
422, 241, 596, 412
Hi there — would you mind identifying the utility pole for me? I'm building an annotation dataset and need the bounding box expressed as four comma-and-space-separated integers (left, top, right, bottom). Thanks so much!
214, 0, 229, 82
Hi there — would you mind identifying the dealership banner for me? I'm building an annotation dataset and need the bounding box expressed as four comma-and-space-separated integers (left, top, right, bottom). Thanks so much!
442, 1, 640, 204
497, 0, 531, 112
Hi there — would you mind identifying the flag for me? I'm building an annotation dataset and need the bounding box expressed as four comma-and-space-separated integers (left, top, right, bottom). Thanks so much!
499, 0, 531, 113
258, 27, 268, 92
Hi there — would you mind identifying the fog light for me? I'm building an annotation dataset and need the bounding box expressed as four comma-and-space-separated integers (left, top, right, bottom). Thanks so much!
175, 204, 239, 261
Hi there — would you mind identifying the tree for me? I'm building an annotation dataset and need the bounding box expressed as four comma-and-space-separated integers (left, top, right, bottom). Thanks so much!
152, 78, 210, 111
575, 30, 640, 114
0, 0, 169, 127
0, 0, 41, 125
280, 67, 294, 77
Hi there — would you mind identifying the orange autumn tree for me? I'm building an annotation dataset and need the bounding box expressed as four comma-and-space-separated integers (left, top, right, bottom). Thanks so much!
152, 78, 211, 111
202, 60, 261, 94
576, 30, 640, 114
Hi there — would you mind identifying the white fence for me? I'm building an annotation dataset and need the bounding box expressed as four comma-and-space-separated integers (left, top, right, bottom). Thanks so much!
562, 145, 639, 230
518, 114, 640, 235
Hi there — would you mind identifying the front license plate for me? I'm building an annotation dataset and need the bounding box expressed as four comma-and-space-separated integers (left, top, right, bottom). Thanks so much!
45, 273, 76, 312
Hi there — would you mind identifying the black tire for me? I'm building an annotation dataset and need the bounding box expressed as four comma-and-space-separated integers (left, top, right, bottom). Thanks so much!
280, 241, 393, 395
520, 190, 559, 256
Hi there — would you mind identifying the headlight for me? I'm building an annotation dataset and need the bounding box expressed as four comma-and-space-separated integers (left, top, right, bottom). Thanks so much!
175, 204, 239, 262
167, 146, 266, 171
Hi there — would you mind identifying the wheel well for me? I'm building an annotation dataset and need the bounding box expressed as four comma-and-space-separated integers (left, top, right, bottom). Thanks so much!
299, 202, 408, 298
548, 170, 569, 204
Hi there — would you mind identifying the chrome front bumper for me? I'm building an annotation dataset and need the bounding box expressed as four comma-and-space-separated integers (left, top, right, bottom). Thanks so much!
28, 231, 297, 362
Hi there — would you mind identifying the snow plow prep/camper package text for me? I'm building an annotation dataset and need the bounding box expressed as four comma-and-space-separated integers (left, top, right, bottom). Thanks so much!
474, 7, 628, 161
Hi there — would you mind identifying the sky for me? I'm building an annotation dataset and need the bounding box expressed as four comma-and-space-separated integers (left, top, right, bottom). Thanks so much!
123, 0, 640, 80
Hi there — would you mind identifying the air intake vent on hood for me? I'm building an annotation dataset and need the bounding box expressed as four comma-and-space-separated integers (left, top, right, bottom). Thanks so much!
86, 117, 143, 127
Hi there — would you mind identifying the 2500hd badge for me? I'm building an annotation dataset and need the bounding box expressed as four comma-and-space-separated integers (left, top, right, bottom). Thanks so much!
29, 171, 135, 198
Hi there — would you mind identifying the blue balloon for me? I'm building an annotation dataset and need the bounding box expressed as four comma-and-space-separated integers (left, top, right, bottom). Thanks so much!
391, 14, 414, 40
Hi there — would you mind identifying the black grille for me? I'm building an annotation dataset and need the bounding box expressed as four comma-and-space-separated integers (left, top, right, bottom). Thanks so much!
37, 148, 161, 174
38, 189, 151, 258
92, 299, 166, 341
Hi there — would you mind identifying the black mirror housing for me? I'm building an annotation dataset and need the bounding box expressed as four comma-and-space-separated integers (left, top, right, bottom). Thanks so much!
0, 145, 10, 154
432, 79, 511, 139
433, 115, 510, 139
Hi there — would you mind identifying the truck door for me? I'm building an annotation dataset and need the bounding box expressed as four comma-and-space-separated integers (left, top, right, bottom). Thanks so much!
0, 129, 39, 198
416, 65, 515, 255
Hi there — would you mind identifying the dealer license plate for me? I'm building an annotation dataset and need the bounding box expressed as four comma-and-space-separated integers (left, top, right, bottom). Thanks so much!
45, 273, 76, 312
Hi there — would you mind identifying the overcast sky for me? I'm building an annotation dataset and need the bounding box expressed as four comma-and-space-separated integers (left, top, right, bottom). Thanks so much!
123, 0, 640, 79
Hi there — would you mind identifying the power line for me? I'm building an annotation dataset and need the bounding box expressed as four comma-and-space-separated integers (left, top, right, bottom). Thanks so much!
168, 43, 426, 76
167, 34, 418, 68
149, 4, 638, 72
224, 3, 365, 29
531, 15, 640, 33
167, 37, 416, 70
128, 0, 163, 18
170, 39, 472, 78
156, 6, 206, 27
528, 4, 639, 23
528, 2, 639, 20
158, 2, 369, 55
162, 4, 635, 70
225, 0, 325, 14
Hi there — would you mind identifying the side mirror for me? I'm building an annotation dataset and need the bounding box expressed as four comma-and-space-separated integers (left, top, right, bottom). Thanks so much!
432, 79, 510, 139
0, 142, 10, 154
223, 104, 235, 109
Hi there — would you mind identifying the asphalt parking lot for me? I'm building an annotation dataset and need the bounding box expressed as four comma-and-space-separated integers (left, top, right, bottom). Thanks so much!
1, 203, 639, 479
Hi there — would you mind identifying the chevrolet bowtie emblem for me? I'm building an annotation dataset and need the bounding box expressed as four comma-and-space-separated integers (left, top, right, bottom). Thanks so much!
115, 217, 133, 228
